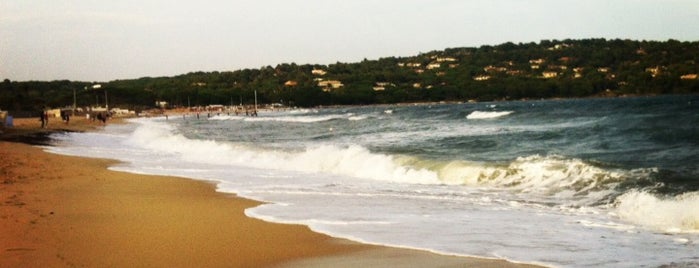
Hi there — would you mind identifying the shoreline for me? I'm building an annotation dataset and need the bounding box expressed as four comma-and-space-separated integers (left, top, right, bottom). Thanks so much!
1, 117, 543, 267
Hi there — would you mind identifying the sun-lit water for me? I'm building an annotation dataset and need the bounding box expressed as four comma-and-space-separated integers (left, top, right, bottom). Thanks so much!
47, 95, 699, 267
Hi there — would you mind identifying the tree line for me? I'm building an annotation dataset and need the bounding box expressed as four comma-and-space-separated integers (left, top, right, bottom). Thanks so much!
2, 38, 698, 113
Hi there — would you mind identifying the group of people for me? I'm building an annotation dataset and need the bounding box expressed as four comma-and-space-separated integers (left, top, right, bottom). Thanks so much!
174, 108, 258, 120
39, 109, 72, 128
39, 109, 110, 127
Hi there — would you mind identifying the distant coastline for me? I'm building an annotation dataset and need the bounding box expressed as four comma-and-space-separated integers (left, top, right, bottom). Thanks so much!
2, 38, 698, 114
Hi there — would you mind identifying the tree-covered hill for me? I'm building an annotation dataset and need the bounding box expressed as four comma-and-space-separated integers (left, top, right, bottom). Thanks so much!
2, 38, 698, 112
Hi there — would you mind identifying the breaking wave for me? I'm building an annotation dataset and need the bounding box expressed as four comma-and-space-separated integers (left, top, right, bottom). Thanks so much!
210, 113, 367, 123
125, 120, 699, 232
129, 121, 642, 197
614, 190, 699, 233
466, 111, 513, 119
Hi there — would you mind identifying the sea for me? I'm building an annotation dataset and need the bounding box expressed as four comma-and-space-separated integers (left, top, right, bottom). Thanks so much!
46, 95, 698, 267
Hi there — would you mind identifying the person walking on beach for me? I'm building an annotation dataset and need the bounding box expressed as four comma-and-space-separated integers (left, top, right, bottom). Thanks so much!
39, 110, 46, 128
61, 110, 70, 124
96, 112, 107, 125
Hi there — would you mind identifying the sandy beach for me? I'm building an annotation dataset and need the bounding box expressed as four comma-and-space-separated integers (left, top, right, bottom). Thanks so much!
0, 116, 541, 267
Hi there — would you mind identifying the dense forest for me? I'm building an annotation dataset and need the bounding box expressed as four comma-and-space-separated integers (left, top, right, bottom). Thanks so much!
2, 38, 698, 113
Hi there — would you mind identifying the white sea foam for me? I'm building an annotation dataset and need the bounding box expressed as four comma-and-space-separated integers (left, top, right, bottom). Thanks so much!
467, 110, 513, 119
615, 190, 699, 233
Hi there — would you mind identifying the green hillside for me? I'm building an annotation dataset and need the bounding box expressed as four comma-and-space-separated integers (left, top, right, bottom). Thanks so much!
2, 38, 698, 112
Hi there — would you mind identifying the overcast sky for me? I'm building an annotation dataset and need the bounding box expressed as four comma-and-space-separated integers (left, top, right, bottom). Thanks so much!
2, 0, 698, 82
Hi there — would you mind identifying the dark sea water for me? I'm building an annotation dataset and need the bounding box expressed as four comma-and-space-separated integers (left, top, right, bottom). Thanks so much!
49, 95, 698, 267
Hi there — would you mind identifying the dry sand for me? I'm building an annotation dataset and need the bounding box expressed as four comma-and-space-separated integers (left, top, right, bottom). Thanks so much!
1, 117, 542, 267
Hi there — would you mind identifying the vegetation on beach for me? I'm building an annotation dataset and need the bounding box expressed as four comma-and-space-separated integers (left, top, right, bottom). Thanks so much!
2, 38, 698, 112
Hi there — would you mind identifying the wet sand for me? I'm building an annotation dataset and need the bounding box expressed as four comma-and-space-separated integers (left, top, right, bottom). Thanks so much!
0, 117, 542, 267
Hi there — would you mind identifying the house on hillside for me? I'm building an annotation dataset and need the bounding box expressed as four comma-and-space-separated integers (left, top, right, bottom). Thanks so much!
473, 75, 491, 81
406, 63, 421, 68
426, 63, 441, 70
435, 57, 457, 62
311, 69, 327, 76
373, 82, 395, 91
645, 66, 663, 77
529, 59, 545, 65
542, 71, 559, 79
318, 80, 343, 92
484, 65, 508, 73
681, 74, 698, 80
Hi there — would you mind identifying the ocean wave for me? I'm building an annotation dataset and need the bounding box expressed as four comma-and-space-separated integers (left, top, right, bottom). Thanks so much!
288, 145, 439, 184
125, 121, 438, 184
614, 190, 699, 233
348, 115, 369, 121
288, 109, 319, 114
245, 115, 344, 123
209, 115, 245, 120
209, 114, 346, 123
428, 155, 648, 203
126, 121, 661, 207
466, 111, 513, 119
211, 113, 368, 123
